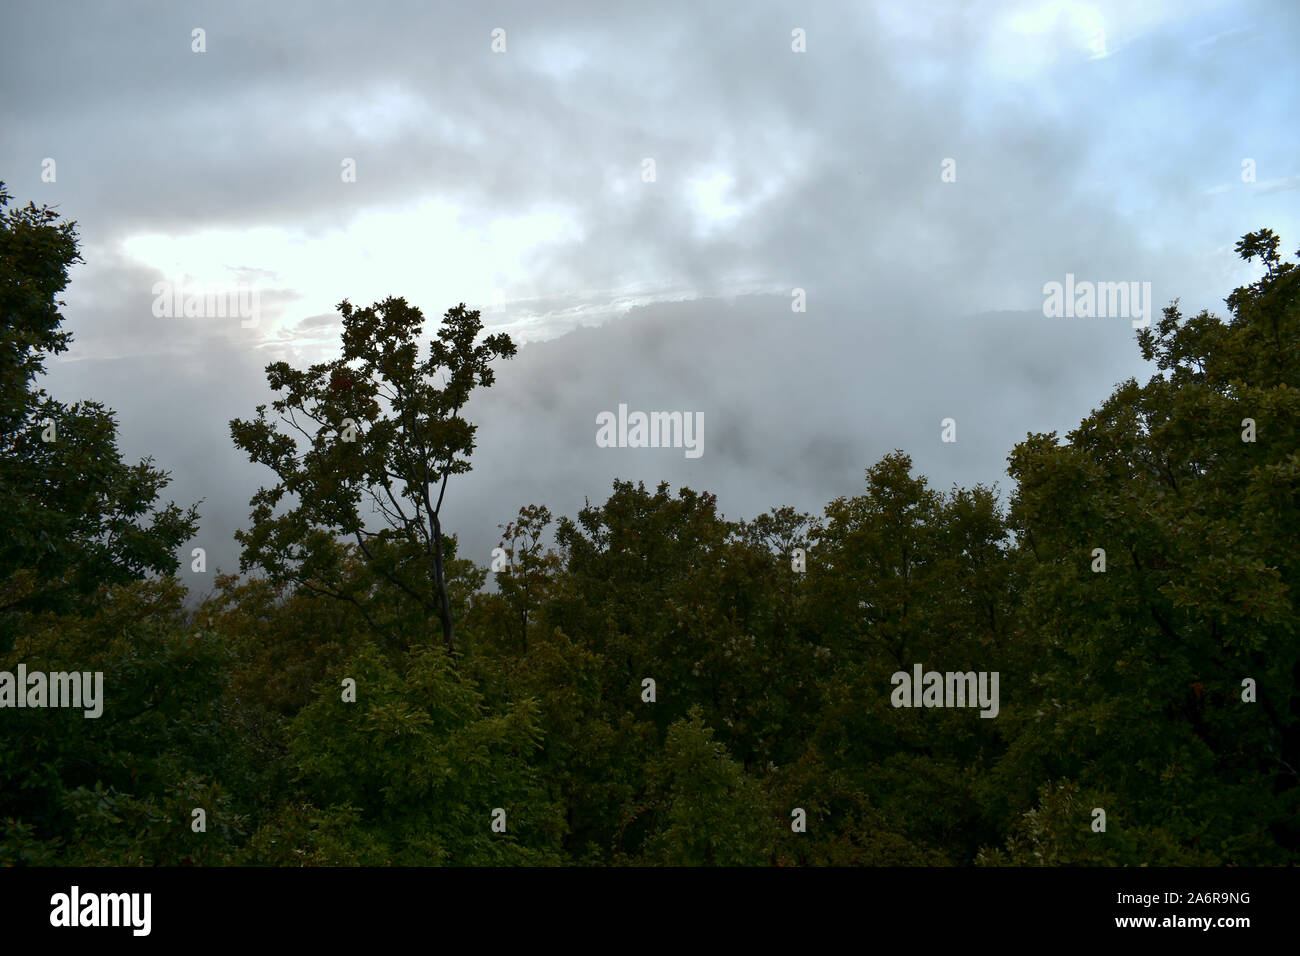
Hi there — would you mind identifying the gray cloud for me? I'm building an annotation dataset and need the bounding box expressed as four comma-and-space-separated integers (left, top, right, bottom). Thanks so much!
6, 0, 1298, 598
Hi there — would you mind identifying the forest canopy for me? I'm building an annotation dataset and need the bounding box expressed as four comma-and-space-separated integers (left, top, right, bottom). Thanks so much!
1, 184, 1295, 866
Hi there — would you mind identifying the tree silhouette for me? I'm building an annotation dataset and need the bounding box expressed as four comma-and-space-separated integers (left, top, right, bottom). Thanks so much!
230, 297, 515, 654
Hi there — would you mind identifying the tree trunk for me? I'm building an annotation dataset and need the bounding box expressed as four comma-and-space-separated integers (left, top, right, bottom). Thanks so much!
430, 511, 456, 654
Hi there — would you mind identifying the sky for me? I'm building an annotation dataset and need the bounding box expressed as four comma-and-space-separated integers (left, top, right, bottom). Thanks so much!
2, 0, 1297, 597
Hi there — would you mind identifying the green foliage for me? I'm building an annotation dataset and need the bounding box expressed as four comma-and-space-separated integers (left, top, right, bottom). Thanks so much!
998, 232, 1300, 863
0, 184, 199, 631
625, 708, 772, 866
261, 644, 564, 865
0, 580, 249, 865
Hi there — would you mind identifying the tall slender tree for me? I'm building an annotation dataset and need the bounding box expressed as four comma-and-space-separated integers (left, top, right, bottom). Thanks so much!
230, 297, 515, 654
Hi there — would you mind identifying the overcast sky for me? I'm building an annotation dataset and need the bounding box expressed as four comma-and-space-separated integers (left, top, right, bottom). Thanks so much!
2, 0, 1297, 595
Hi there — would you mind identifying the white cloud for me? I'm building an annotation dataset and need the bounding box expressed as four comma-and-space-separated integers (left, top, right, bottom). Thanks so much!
117, 197, 589, 351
